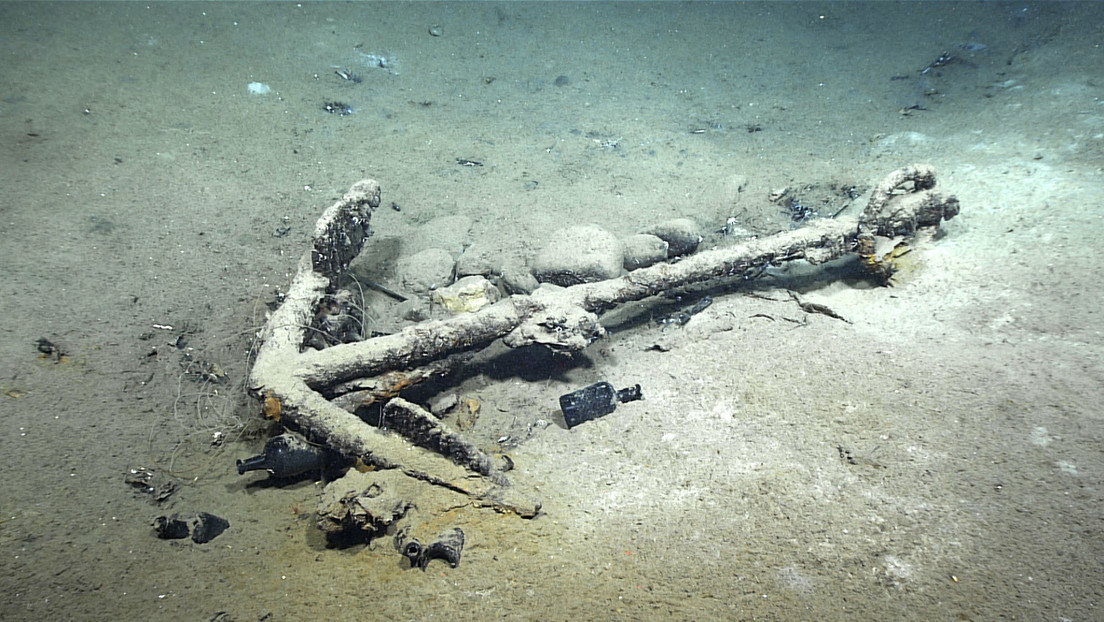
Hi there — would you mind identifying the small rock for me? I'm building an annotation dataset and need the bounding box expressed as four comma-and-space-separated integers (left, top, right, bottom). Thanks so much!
190, 512, 230, 544
644, 218, 702, 257
621, 234, 668, 270
455, 239, 529, 281
152, 515, 190, 540
532, 225, 624, 286
431, 276, 500, 313
397, 248, 455, 294
153, 511, 229, 544
454, 240, 498, 278
429, 393, 459, 416
498, 265, 539, 294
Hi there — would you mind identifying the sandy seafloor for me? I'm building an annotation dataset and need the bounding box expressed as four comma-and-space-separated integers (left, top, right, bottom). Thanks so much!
1, 2, 1103, 620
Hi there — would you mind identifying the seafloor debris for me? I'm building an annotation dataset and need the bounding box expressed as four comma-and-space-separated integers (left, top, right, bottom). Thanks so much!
153, 511, 229, 544
395, 527, 466, 570
245, 165, 959, 562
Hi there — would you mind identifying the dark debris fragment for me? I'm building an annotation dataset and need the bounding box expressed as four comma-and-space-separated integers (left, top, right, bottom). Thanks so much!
323, 101, 354, 116
395, 527, 465, 570
35, 337, 65, 361
153, 511, 230, 544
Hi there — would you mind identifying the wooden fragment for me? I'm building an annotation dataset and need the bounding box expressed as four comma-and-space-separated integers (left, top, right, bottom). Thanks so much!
248, 165, 959, 521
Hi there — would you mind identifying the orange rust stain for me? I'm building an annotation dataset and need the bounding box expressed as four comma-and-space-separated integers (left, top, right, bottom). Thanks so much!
263, 392, 282, 421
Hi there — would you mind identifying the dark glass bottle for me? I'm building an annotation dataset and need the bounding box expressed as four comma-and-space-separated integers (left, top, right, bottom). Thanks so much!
559, 382, 642, 428
236, 433, 328, 478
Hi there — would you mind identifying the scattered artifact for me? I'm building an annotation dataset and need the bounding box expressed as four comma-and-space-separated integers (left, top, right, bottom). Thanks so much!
395, 527, 465, 570
153, 512, 229, 544
655, 295, 713, 327
559, 381, 643, 429
243, 165, 959, 562
35, 337, 65, 362
125, 467, 178, 504
236, 432, 345, 480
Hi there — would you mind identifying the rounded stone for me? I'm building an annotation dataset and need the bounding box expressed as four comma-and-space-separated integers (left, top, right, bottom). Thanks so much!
396, 248, 455, 294
498, 265, 539, 295
431, 275, 500, 314
644, 218, 702, 257
621, 233, 669, 271
531, 225, 624, 286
